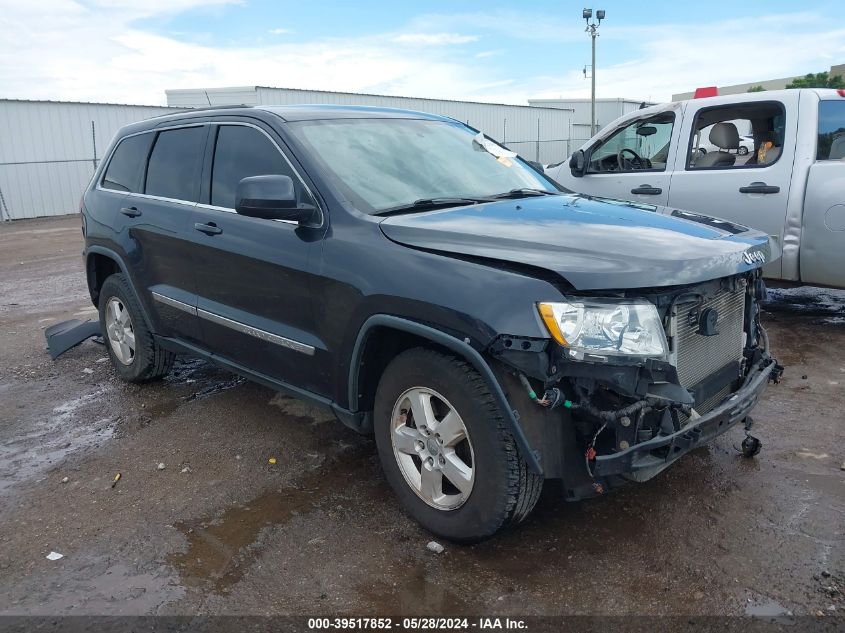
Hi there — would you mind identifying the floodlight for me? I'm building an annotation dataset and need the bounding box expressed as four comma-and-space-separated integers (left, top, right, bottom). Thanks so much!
583, 8, 592, 19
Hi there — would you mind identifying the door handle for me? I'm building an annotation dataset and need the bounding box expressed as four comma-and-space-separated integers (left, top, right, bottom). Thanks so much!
120, 206, 141, 217
739, 182, 780, 194
631, 184, 662, 195
194, 222, 222, 235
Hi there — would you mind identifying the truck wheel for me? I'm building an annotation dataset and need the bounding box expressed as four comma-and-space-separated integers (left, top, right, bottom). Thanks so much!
374, 348, 543, 542
98, 273, 174, 383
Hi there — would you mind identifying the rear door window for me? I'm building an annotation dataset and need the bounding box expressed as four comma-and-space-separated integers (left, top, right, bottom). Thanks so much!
144, 126, 206, 201
687, 102, 785, 169
817, 100, 845, 160
101, 133, 152, 193
210, 125, 299, 209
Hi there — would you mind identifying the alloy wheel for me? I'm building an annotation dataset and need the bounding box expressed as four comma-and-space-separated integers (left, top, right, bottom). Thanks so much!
390, 387, 475, 510
105, 297, 135, 365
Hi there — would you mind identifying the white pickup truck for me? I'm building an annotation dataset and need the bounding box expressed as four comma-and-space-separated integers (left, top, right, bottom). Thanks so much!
547, 89, 845, 288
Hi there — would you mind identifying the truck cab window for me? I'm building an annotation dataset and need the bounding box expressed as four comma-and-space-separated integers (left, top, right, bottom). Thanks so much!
587, 114, 675, 173
688, 102, 785, 170
817, 100, 845, 160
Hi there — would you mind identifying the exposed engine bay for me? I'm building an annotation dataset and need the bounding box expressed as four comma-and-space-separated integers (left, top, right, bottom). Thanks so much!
489, 269, 783, 500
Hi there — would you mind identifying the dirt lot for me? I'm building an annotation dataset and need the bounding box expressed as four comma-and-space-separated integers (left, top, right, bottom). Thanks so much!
0, 215, 843, 618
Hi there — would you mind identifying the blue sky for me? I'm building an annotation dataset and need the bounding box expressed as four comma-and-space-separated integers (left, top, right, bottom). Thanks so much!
2, 0, 844, 105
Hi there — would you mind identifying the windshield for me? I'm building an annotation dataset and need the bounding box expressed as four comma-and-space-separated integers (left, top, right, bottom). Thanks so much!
288, 118, 558, 214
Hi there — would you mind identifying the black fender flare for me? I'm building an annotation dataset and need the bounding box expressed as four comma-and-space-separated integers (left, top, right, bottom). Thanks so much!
348, 314, 543, 475
85, 245, 154, 331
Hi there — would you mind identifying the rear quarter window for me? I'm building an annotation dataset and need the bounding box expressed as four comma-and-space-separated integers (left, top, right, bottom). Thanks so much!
817, 100, 845, 160
101, 133, 153, 193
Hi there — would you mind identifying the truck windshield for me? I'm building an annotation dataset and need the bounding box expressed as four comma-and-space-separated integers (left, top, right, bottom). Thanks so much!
288, 118, 558, 214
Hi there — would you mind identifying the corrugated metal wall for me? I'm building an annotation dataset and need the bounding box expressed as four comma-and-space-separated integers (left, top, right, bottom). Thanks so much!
166, 86, 574, 164
0, 100, 182, 220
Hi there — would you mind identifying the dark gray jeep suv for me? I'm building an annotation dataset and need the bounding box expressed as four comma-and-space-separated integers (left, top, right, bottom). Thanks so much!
80, 105, 781, 541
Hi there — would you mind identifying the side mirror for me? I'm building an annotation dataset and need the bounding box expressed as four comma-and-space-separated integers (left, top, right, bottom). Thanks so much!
569, 150, 586, 177
525, 159, 545, 173
235, 175, 319, 224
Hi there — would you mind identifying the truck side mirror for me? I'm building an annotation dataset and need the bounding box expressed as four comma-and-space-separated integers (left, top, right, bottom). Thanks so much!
569, 150, 586, 177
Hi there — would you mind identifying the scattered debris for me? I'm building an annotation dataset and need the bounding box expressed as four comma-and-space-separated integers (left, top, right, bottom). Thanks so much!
157, 463, 166, 471
829, 606, 837, 612
268, 457, 277, 465
180, 466, 191, 474
82, 368, 94, 374
60, 476, 69, 484
840, 462, 845, 471
235, 454, 242, 461
95, 357, 109, 364
426, 541, 445, 554
802, 374, 808, 380
46, 551, 64, 561
111, 473, 121, 488
822, 570, 831, 578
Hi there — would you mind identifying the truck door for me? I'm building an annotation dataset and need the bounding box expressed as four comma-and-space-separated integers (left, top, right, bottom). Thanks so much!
666, 93, 800, 280
800, 96, 845, 287
557, 111, 679, 206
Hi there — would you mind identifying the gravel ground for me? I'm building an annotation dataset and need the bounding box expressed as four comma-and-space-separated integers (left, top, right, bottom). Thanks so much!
0, 215, 842, 619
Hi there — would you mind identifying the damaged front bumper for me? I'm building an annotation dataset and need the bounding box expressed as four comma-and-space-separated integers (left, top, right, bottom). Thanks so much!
592, 356, 778, 478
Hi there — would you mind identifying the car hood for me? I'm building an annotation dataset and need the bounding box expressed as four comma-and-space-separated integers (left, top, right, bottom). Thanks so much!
378, 194, 779, 290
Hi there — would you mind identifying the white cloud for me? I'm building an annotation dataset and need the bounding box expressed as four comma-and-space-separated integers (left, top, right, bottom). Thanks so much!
268, 28, 290, 35
0, 3, 842, 108
390, 32, 479, 45
525, 13, 845, 102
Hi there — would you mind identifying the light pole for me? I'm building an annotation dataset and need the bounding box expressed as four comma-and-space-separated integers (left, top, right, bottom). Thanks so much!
583, 8, 605, 135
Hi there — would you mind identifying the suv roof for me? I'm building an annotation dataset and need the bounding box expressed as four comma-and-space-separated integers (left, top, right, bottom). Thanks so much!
116, 104, 452, 138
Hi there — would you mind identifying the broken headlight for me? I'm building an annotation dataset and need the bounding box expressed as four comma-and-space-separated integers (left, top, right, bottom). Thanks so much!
537, 300, 668, 359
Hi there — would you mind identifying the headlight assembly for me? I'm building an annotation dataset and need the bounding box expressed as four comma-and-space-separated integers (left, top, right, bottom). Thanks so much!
537, 300, 668, 359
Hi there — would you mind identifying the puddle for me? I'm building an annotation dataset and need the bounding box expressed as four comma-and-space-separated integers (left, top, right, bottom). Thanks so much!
765, 287, 845, 325
168, 448, 369, 593
357, 567, 473, 616
0, 387, 115, 495
0, 562, 184, 615
744, 597, 791, 617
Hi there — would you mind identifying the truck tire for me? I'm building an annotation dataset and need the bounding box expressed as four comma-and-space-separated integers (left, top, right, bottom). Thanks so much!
98, 273, 174, 383
374, 348, 543, 542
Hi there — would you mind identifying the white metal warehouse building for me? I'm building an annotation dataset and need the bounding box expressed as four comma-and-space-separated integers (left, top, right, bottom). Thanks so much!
167, 86, 575, 165
0, 99, 182, 220
527, 97, 656, 147
1, 88, 576, 221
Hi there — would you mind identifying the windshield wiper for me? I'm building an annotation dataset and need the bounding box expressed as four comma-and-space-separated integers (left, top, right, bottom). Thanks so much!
374, 197, 492, 217
490, 188, 560, 199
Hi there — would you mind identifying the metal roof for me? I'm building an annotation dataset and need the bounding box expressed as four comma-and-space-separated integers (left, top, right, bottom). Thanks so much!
166, 85, 574, 113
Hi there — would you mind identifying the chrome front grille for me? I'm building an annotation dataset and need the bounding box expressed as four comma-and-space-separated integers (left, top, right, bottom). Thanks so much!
671, 281, 746, 413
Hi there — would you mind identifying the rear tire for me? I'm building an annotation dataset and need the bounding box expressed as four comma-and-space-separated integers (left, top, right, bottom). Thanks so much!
738, 146, 749, 156
98, 273, 174, 383
374, 348, 542, 542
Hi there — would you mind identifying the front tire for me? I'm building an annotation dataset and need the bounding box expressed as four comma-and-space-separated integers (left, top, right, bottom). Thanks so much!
374, 348, 542, 542
738, 146, 749, 156
98, 273, 174, 383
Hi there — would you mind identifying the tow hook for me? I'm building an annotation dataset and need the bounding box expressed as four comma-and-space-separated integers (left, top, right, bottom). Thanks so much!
741, 434, 762, 458
738, 416, 762, 458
